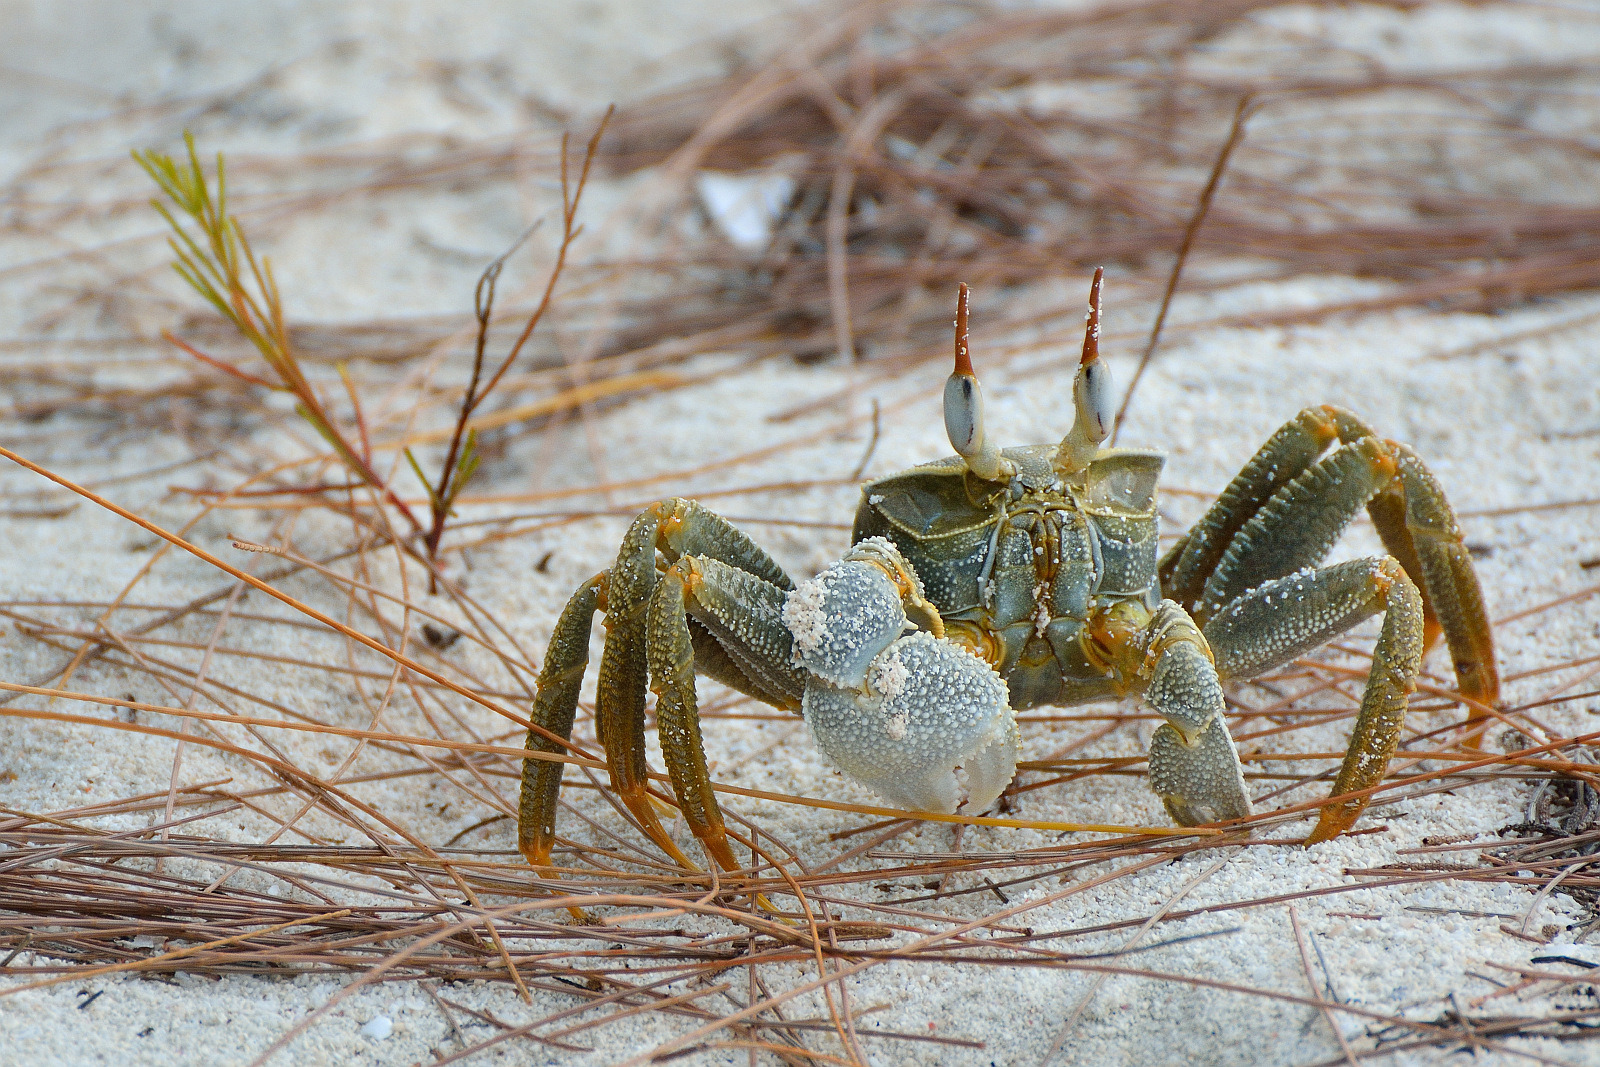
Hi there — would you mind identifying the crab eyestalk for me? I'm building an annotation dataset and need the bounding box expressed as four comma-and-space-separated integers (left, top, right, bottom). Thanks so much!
944, 283, 1013, 482
1053, 267, 1115, 477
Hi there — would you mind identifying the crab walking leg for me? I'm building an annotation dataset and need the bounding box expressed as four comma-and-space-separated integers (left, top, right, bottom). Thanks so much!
1159, 407, 1340, 609
595, 511, 689, 866
594, 499, 792, 868
518, 573, 605, 867
1192, 436, 1400, 622
1162, 406, 1497, 733
1367, 445, 1498, 728
676, 563, 807, 713
1140, 603, 1253, 827
648, 557, 804, 871
1312, 565, 1424, 841
1323, 412, 1500, 734
1203, 557, 1425, 842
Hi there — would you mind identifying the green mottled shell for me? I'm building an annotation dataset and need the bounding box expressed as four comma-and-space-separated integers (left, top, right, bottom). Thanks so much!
852, 444, 1165, 708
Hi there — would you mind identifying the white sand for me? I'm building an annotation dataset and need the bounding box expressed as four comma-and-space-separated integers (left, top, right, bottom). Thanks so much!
2, 1, 1598, 1064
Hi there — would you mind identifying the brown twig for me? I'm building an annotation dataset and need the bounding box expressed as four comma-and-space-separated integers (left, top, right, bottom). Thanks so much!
1111, 93, 1254, 442
415, 108, 614, 584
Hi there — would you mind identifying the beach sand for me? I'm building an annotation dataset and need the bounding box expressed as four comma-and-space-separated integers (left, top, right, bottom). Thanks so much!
2, 1, 1598, 1063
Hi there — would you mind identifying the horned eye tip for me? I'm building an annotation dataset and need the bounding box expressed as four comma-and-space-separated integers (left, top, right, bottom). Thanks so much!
952, 282, 975, 376
1080, 269, 1105, 367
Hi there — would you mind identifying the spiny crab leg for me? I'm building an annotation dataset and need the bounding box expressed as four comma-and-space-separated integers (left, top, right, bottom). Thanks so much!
1203, 557, 1424, 842
519, 499, 797, 872
519, 571, 606, 867
1363, 437, 1499, 739
1159, 405, 1498, 745
649, 554, 803, 872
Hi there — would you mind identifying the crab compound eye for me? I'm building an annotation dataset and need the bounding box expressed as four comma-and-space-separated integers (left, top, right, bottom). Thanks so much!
942, 283, 1010, 481
944, 373, 983, 455
944, 281, 984, 456
1076, 358, 1114, 444
1053, 268, 1114, 475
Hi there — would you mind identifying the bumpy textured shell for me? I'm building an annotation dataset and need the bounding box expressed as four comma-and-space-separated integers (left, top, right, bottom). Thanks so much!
801, 631, 1016, 814
781, 556, 909, 689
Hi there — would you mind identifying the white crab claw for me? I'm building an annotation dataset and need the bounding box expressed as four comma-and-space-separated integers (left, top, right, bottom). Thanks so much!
782, 545, 1018, 814
802, 633, 1017, 813
781, 550, 910, 689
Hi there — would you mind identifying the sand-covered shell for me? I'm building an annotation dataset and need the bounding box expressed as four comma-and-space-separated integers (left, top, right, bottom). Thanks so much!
781, 555, 909, 690
801, 631, 1017, 814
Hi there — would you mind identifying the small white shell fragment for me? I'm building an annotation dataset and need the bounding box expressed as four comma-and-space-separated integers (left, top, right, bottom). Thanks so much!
360, 1015, 393, 1040
802, 631, 1016, 814
695, 170, 796, 251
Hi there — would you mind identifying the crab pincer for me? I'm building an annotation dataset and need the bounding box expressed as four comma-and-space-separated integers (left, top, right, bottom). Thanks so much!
783, 538, 1019, 814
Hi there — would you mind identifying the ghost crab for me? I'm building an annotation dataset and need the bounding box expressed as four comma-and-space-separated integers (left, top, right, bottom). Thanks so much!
517, 270, 1499, 872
